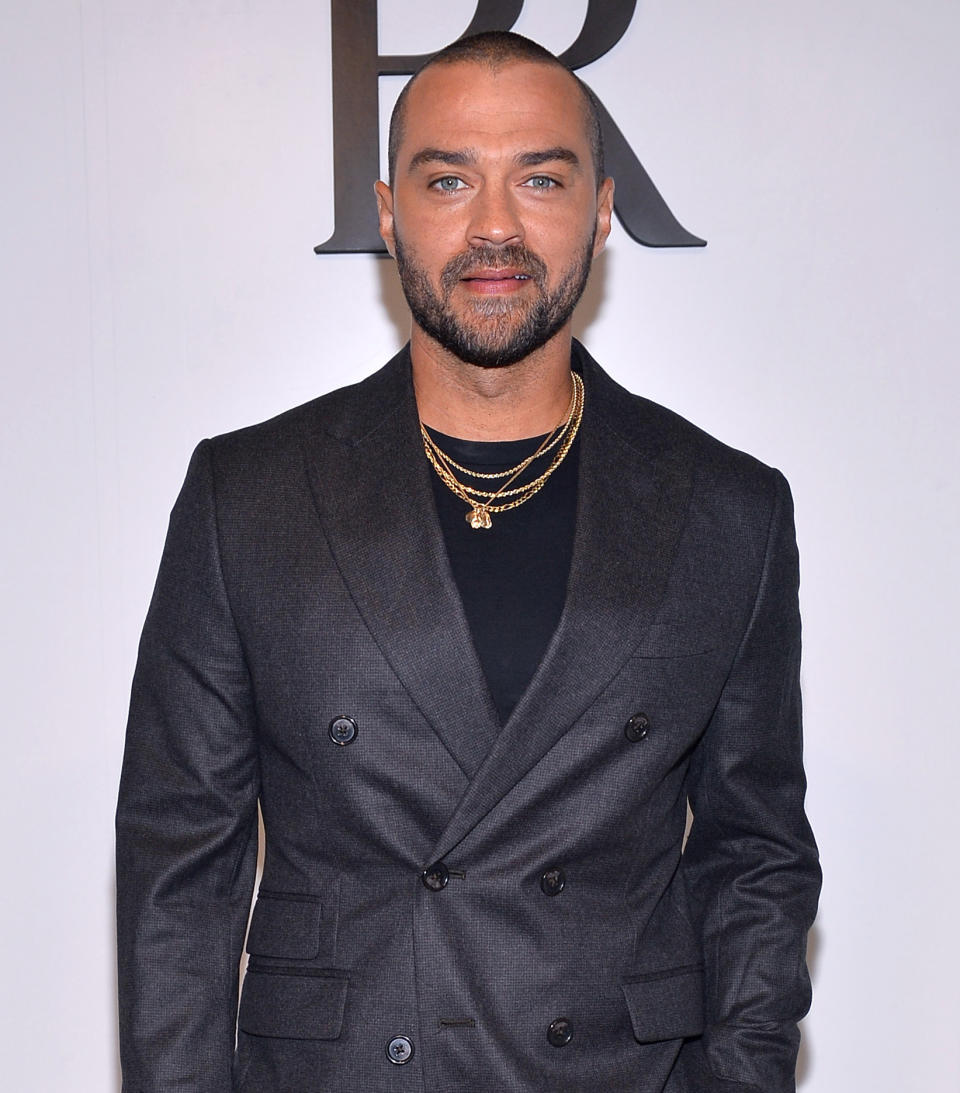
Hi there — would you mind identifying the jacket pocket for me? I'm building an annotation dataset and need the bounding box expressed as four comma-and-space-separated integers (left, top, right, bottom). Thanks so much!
239, 964, 348, 1040
621, 963, 705, 1043
246, 889, 330, 961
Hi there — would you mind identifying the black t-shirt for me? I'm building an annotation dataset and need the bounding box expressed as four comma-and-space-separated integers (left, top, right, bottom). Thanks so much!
425, 427, 579, 725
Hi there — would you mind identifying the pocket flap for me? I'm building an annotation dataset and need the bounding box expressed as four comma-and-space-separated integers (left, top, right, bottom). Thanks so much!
621, 965, 705, 1043
239, 967, 348, 1040
246, 892, 323, 960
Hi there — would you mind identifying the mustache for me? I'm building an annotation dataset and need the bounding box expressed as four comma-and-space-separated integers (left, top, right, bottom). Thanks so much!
440, 245, 548, 293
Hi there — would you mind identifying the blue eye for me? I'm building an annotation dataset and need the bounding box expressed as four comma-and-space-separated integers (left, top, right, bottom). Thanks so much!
524, 176, 558, 189
433, 176, 465, 192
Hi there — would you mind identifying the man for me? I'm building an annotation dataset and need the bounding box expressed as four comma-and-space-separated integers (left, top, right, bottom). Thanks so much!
117, 31, 820, 1093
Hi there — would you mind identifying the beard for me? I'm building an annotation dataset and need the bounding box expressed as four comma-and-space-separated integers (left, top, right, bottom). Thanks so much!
393, 233, 595, 369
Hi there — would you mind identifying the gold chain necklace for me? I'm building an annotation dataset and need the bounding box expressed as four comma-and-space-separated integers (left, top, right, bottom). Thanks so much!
424, 412, 571, 480
421, 372, 584, 530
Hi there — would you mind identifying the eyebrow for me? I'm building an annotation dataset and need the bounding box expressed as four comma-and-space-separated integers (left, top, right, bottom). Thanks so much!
407, 148, 478, 171
406, 146, 582, 172
514, 147, 581, 169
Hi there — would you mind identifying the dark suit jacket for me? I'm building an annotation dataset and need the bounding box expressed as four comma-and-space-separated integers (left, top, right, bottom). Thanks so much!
116, 342, 820, 1093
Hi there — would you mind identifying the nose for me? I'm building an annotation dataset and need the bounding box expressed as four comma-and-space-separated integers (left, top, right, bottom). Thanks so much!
466, 183, 524, 248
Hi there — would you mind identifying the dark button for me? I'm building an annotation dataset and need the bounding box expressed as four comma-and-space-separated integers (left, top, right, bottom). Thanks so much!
547, 1017, 573, 1047
624, 712, 650, 742
421, 862, 450, 891
329, 716, 358, 746
540, 867, 566, 896
386, 1035, 414, 1064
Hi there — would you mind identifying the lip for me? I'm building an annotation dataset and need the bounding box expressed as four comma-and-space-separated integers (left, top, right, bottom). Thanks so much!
460, 267, 532, 294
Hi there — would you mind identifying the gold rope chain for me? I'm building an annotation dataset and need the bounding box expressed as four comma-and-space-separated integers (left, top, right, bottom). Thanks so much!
420, 380, 578, 496
422, 400, 573, 480
421, 372, 584, 530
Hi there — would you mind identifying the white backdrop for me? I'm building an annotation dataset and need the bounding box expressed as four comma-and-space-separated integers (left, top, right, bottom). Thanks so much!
2, 1, 958, 1089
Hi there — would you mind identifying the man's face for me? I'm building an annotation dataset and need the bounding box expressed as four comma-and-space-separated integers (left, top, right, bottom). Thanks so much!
376, 60, 614, 369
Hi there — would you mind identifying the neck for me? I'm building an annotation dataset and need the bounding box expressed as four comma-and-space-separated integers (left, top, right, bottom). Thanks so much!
410, 326, 575, 441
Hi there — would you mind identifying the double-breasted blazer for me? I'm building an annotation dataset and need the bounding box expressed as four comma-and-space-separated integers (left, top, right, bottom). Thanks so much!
116, 342, 820, 1093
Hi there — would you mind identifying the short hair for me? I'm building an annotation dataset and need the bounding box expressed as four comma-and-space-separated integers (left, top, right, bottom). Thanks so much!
387, 31, 605, 189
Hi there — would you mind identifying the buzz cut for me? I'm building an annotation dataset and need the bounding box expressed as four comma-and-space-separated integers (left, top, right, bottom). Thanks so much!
387, 31, 605, 189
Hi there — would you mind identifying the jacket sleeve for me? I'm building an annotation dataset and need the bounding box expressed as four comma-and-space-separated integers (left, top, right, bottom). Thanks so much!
679, 469, 821, 1093
116, 440, 260, 1093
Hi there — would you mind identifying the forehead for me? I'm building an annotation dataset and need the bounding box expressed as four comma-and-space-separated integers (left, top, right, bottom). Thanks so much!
398, 60, 590, 164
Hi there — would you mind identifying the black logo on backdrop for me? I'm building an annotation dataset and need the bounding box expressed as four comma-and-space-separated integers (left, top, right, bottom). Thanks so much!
315, 0, 705, 254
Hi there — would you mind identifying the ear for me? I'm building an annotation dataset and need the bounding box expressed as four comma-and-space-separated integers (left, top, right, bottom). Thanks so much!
592, 177, 615, 257
374, 180, 397, 257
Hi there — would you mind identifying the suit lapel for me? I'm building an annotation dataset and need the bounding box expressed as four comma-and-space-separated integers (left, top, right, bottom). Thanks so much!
428, 344, 695, 862
305, 343, 695, 853
304, 347, 500, 779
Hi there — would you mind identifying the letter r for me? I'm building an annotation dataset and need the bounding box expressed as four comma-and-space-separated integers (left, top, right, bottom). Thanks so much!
315, 0, 704, 254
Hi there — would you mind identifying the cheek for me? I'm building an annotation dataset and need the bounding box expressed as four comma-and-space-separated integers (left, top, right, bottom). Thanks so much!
398, 222, 463, 276
527, 210, 597, 259
396, 198, 465, 245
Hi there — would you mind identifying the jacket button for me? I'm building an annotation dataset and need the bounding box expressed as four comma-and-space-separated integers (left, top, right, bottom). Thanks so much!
386, 1035, 414, 1064
329, 716, 358, 746
540, 867, 566, 896
624, 712, 650, 742
421, 862, 449, 891
547, 1017, 573, 1047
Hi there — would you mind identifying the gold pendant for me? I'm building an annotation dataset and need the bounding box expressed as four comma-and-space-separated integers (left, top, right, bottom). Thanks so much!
466, 507, 492, 530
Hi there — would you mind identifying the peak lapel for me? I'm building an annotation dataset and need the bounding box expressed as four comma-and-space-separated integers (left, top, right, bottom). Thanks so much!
304, 348, 500, 779
428, 346, 695, 862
